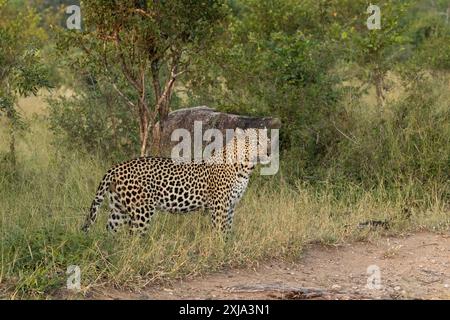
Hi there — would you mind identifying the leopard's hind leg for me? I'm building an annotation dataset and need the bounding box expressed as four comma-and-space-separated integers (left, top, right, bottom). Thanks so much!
128, 204, 155, 236
106, 191, 130, 233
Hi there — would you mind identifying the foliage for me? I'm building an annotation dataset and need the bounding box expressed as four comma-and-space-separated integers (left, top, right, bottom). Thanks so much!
324, 76, 450, 187
1, 0, 450, 298
1, 121, 448, 297
52, 0, 228, 156
407, 0, 450, 71
0, 1, 52, 166
0, 2, 51, 112
47, 89, 140, 161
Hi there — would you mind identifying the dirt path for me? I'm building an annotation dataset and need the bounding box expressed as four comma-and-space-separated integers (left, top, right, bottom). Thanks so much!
88, 231, 450, 300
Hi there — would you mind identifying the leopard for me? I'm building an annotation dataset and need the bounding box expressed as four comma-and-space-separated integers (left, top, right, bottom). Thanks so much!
81, 128, 270, 235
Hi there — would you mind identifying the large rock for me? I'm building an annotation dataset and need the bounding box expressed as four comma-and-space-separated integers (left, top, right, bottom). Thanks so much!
154, 106, 281, 156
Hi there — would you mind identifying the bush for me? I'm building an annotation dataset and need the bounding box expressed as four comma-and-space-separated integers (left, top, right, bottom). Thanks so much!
47, 88, 139, 161
320, 75, 450, 191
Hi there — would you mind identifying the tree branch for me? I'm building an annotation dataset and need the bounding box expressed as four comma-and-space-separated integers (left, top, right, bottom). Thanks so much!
115, 33, 142, 92
151, 59, 161, 102
111, 82, 136, 109
102, 42, 137, 111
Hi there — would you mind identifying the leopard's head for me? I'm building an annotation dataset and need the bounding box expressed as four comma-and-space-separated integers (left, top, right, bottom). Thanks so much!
227, 128, 271, 169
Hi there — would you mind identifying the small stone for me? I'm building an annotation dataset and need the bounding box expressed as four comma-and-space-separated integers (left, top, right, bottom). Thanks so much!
332, 284, 341, 290
394, 286, 401, 291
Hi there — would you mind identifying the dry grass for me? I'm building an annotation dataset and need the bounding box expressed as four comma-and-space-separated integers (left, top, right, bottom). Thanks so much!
0, 94, 449, 299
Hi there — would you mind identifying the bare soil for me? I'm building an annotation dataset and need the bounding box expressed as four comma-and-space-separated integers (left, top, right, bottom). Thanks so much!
86, 231, 450, 300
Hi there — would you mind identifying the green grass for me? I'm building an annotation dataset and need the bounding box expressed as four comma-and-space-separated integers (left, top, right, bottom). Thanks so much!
0, 89, 449, 299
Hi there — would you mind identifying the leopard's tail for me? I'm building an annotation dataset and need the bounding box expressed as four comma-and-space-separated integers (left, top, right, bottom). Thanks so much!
82, 171, 114, 232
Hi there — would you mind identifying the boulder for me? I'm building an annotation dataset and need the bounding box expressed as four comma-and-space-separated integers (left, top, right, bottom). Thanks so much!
153, 106, 281, 156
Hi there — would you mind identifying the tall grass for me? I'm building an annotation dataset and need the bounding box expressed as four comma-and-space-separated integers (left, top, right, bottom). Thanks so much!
1, 117, 449, 299
1, 75, 449, 299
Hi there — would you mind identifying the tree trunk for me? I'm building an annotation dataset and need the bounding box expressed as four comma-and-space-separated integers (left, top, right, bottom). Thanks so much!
138, 101, 150, 157
149, 72, 177, 156
374, 68, 386, 114
151, 99, 172, 157
151, 121, 161, 156
9, 123, 16, 170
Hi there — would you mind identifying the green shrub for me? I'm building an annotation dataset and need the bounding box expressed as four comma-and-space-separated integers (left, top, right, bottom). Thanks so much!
47, 89, 139, 162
